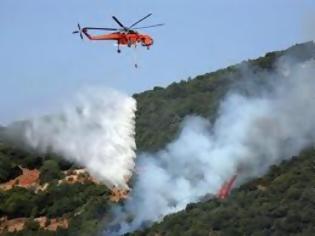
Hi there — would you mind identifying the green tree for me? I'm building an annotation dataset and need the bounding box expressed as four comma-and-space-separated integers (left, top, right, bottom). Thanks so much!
0, 154, 22, 182
0, 187, 36, 218
39, 160, 64, 183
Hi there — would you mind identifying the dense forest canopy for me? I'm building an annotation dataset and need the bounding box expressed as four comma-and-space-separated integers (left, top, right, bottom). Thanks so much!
0, 42, 315, 235
134, 41, 315, 151
131, 148, 315, 236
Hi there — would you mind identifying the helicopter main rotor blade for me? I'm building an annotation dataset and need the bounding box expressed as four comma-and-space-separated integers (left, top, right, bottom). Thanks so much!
112, 16, 128, 30
129, 13, 152, 29
132, 23, 165, 30
84, 27, 119, 31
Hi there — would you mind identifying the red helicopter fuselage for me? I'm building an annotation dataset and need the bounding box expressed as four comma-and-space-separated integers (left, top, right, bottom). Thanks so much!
82, 28, 154, 48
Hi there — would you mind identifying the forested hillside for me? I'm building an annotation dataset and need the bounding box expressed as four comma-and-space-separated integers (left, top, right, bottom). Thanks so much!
129, 41, 315, 236
1, 41, 315, 235
0, 143, 111, 236
132, 148, 315, 236
134, 41, 315, 151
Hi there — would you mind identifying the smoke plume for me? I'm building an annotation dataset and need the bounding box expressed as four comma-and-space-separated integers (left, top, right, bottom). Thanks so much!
107, 58, 315, 235
21, 88, 137, 190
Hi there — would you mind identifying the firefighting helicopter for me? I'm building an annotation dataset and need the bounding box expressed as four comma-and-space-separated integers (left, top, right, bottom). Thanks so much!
72, 13, 164, 53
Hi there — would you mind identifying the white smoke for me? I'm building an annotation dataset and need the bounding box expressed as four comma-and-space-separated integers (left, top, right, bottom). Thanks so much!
107, 58, 315, 235
23, 88, 137, 190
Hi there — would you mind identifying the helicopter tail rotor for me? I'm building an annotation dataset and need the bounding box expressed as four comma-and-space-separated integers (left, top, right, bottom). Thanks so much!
72, 24, 83, 40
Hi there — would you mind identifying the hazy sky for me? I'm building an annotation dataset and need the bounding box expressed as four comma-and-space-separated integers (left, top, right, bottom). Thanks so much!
1, 0, 315, 124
